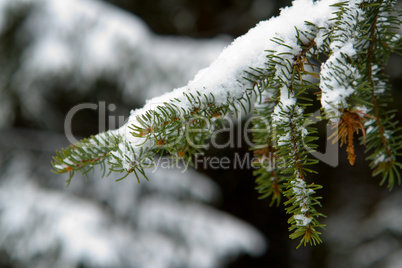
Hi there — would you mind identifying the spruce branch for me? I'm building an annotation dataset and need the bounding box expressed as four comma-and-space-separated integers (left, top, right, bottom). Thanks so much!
52, 132, 121, 186
358, 0, 402, 189
52, 0, 402, 248
272, 99, 323, 247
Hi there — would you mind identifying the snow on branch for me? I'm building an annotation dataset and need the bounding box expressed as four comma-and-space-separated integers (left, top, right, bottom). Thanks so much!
53, 0, 402, 248
53, 0, 337, 178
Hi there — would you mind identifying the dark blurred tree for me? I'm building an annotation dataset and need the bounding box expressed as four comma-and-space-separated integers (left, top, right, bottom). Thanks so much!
105, 0, 291, 37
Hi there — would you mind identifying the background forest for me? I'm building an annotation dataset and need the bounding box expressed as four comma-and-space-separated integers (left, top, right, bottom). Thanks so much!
1, 0, 402, 267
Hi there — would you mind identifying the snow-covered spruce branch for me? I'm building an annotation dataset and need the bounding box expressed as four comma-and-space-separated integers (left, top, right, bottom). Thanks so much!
363, 1, 402, 189
53, 0, 402, 247
322, 0, 402, 188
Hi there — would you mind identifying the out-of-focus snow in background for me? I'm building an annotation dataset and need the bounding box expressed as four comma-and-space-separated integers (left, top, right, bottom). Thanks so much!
0, 0, 402, 267
0, 0, 230, 128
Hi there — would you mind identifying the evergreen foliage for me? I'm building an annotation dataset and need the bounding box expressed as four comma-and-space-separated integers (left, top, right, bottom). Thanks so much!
52, 0, 401, 247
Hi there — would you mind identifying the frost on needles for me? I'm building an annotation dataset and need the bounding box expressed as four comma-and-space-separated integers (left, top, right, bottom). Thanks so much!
52, 0, 402, 248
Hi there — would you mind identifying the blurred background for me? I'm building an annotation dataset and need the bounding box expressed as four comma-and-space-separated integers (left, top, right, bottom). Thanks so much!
0, 0, 402, 267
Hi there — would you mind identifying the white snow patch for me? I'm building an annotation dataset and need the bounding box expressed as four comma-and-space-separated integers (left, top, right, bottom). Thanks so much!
294, 214, 312, 227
